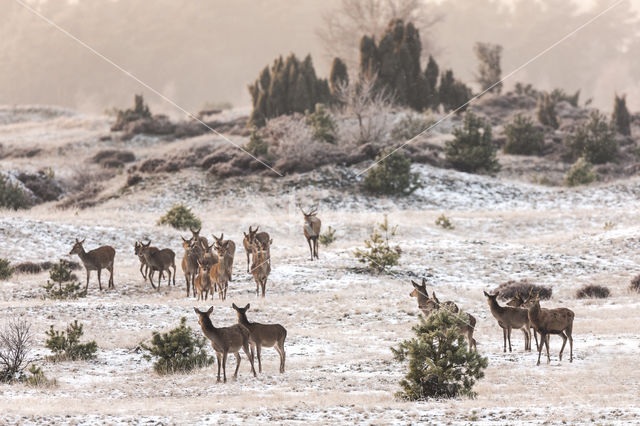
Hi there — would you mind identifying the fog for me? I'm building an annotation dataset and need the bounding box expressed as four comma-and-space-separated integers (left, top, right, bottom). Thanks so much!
1, 0, 638, 114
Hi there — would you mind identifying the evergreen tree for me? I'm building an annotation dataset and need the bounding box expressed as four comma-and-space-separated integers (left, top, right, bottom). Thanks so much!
445, 112, 500, 173
439, 70, 472, 112
612, 93, 631, 136
329, 57, 349, 97
424, 55, 439, 109
474, 42, 503, 94
392, 310, 488, 400
537, 92, 559, 129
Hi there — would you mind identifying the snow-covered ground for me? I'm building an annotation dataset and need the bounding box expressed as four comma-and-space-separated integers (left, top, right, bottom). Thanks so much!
1, 108, 640, 424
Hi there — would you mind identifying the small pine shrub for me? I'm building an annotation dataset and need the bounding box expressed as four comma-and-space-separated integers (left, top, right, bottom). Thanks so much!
445, 112, 500, 174
319, 226, 337, 247
363, 149, 422, 196
42, 259, 86, 300
391, 114, 435, 141
576, 284, 610, 299
564, 111, 617, 164
158, 204, 202, 230
435, 214, 454, 230
245, 129, 270, 158
503, 114, 544, 155
565, 157, 597, 187
0, 258, 13, 280
603, 221, 615, 230
13, 262, 41, 274
612, 94, 631, 136
111, 94, 152, 131
45, 320, 98, 361
354, 215, 401, 274
141, 317, 214, 375
24, 364, 57, 388
629, 274, 640, 293
537, 93, 559, 129
391, 310, 488, 400
495, 280, 552, 301
305, 103, 337, 144
0, 174, 30, 210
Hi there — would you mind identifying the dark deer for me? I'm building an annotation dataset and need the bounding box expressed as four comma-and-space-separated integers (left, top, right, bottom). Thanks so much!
409, 280, 477, 351
69, 238, 115, 291
243, 226, 270, 273
213, 233, 235, 282
251, 239, 271, 298
232, 303, 287, 373
300, 205, 321, 260
193, 307, 256, 383
194, 260, 213, 301
527, 295, 574, 366
181, 236, 202, 298
139, 241, 176, 289
483, 291, 531, 352
189, 227, 208, 248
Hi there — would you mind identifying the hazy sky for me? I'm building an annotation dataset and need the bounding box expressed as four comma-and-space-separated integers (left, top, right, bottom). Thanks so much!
1, 0, 638, 114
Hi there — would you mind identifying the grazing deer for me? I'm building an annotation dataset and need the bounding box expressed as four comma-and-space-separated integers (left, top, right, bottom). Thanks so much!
251, 239, 272, 298
194, 260, 213, 300
181, 236, 202, 298
300, 205, 321, 261
232, 303, 287, 373
409, 280, 477, 351
193, 307, 256, 383
527, 295, 574, 365
483, 291, 531, 352
69, 239, 115, 291
213, 233, 236, 282
139, 241, 176, 289
242, 226, 270, 273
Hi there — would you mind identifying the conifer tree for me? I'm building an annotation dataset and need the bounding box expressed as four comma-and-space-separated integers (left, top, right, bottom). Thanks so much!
329, 57, 349, 96
612, 93, 631, 136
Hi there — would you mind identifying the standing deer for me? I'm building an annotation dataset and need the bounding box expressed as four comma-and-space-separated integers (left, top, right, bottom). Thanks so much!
527, 296, 574, 365
194, 260, 213, 301
232, 303, 287, 373
134, 241, 151, 281
211, 242, 230, 301
409, 280, 477, 351
181, 236, 202, 298
242, 226, 270, 273
300, 205, 321, 260
251, 239, 272, 298
213, 233, 235, 282
506, 289, 540, 351
193, 307, 256, 383
69, 238, 115, 291
483, 291, 531, 352
189, 227, 208, 248
139, 241, 176, 289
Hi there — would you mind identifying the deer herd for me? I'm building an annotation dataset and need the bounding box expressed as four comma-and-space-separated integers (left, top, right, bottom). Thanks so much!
65, 204, 576, 383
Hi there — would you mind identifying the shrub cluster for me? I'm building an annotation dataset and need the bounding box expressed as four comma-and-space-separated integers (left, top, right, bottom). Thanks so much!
319, 226, 337, 247
435, 214, 454, 230
306, 103, 337, 144
111, 94, 151, 131
0, 258, 12, 280
363, 149, 422, 196
445, 112, 500, 174
537, 92, 559, 129
391, 114, 435, 141
13, 261, 42, 274
495, 280, 553, 301
503, 114, 544, 155
158, 204, 202, 230
0, 174, 30, 210
354, 215, 401, 274
630, 274, 640, 293
24, 364, 57, 388
45, 320, 98, 361
392, 310, 488, 400
576, 284, 610, 299
564, 111, 617, 164
42, 259, 85, 300
565, 157, 597, 187
141, 317, 214, 375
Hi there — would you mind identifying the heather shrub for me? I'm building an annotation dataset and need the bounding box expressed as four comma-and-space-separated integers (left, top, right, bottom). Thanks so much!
363, 149, 421, 196
13, 262, 41, 274
445, 112, 500, 174
576, 284, 610, 299
564, 111, 617, 164
354, 215, 401, 273
111, 94, 151, 131
392, 310, 488, 400
158, 204, 201, 230
503, 114, 544, 155
45, 320, 97, 361
495, 280, 552, 301
391, 113, 435, 141
565, 157, 596, 187
141, 317, 214, 375
629, 274, 640, 293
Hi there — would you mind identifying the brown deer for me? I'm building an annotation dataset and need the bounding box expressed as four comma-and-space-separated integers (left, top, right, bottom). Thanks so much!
300, 205, 321, 260
213, 233, 235, 282
483, 291, 531, 353
69, 239, 115, 291
409, 280, 477, 351
189, 227, 208, 248
181, 236, 202, 298
194, 260, 213, 300
251, 239, 271, 298
193, 307, 256, 383
139, 241, 176, 289
506, 289, 540, 351
232, 303, 287, 373
134, 241, 152, 281
527, 295, 574, 365
242, 226, 270, 273
211, 242, 231, 301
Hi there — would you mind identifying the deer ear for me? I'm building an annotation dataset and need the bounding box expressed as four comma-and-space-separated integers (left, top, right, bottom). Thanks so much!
410, 280, 419, 288
193, 307, 200, 314
421, 278, 427, 286
232, 303, 238, 310
207, 306, 213, 315
80, 238, 85, 244
432, 291, 439, 302
245, 303, 250, 310
483, 291, 490, 297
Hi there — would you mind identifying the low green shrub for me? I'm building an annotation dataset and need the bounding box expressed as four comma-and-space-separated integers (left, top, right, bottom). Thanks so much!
319, 226, 337, 247
354, 215, 401, 274
306, 103, 337, 144
24, 365, 57, 388
45, 320, 98, 361
363, 149, 422, 196
445, 112, 500, 174
0, 174, 30, 210
503, 114, 544, 155
158, 204, 202, 230
141, 317, 214, 375
391, 114, 435, 141
576, 284, 610, 299
565, 157, 597, 187
42, 259, 86, 299
435, 214, 454, 230
564, 111, 617, 164
0, 258, 13, 280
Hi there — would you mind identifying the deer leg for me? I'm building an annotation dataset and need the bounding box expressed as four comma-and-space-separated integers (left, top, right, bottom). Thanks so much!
149, 269, 156, 289
222, 351, 228, 383
533, 329, 540, 351
277, 339, 286, 373
256, 344, 263, 373
261, 279, 266, 298
97, 269, 103, 291
507, 327, 513, 352
559, 332, 568, 361
140, 263, 146, 280
109, 264, 114, 289
536, 332, 545, 366
545, 334, 551, 364
233, 352, 241, 379
307, 238, 313, 261
172, 264, 176, 286
246, 252, 250, 273
243, 342, 256, 377
522, 327, 530, 351
216, 352, 222, 383
314, 237, 319, 259
85, 269, 90, 292
502, 327, 507, 352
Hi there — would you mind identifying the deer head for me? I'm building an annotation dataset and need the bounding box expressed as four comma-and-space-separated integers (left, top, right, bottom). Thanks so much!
193, 306, 214, 327
189, 227, 202, 242
69, 238, 85, 255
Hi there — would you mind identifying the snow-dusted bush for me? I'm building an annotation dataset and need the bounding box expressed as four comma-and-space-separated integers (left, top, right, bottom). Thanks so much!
495, 280, 552, 301
13, 262, 41, 275
0, 259, 12, 280
629, 275, 640, 293
354, 215, 401, 273
392, 310, 488, 400
391, 112, 435, 142
45, 320, 97, 362
445, 112, 500, 174
42, 259, 85, 300
158, 204, 202, 231
0, 174, 30, 210
319, 226, 337, 247
576, 284, 610, 299
503, 114, 544, 155
0, 319, 33, 383
565, 157, 596, 187
363, 149, 421, 196
435, 214, 454, 230
564, 111, 617, 164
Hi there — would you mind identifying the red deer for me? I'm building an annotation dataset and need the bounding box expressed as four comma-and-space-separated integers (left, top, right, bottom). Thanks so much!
232, 303, 287, 373
242, 226, 270, 273
181, 236, 202, 298
251, 239, 271, 298
213, 233, 235, 282
527, 295, 574, 365
483, 291, 531, 353
194, 260, 213, 301
139, 241, 176, 289
193, 307, 256, 383
300, 205, 321, 260
69, 239, 115, 291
